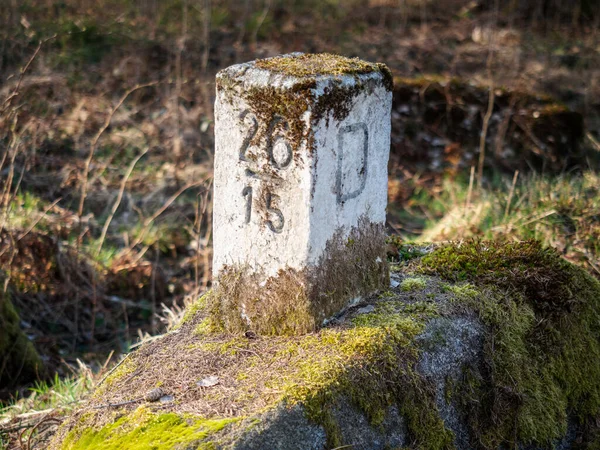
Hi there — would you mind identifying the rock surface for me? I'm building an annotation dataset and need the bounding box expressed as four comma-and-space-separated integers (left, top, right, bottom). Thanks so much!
51, 240, 600, 450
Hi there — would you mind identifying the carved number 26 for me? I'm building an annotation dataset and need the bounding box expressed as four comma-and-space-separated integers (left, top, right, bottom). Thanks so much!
239, 110, 286, 234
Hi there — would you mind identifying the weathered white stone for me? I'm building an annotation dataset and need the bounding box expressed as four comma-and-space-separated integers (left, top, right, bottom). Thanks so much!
212, 53, 392, 327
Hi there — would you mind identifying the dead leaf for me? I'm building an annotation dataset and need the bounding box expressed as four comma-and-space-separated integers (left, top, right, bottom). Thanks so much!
197, 375, 219, 387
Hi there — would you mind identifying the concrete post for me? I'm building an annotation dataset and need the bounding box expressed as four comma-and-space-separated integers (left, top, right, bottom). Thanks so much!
213, 53, 393, 334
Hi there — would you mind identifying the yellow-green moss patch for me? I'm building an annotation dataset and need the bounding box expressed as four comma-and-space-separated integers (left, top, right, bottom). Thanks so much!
400, 276, 427, 292
255, 53, 391, 87
209, 218, 388, 335
61, 408, 238, 450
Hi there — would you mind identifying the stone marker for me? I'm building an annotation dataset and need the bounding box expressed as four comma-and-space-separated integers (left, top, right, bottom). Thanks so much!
213, 53, 393, 334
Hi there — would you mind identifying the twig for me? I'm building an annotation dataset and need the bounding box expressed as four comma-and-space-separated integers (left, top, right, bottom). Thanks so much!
78, 81, 158, 219
99, 350, 115, 378
503, 170, 519, 222
25, 416, 61, 450
1, 35, 57, 112
586, 132, 600, 152
95, 354, 131, 389
477, 4, 498, 189
123, 177, 211, 256
518, 210, 557, 227
95, 147, 149, 258
465, 165, 475, 211
104, 295, 152, 310
17, 198, 62, 242
172, 0, 188, 160
151, 243, 158, 334
477, 59, 495, 189
251, 0, 272, 46
201, 0, 211, 73
91, 398, 142, 410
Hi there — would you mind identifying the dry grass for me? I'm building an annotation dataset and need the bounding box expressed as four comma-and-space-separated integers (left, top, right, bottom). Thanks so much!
413, 172, 600, 278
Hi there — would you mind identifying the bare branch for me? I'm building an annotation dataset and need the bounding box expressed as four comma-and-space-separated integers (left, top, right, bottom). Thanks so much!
78, 81, 159, 219
95, 147, 149, 258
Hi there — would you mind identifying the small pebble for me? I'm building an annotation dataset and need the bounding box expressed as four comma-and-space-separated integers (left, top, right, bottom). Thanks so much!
356, 305, 375, 315
144, 388, 165, 402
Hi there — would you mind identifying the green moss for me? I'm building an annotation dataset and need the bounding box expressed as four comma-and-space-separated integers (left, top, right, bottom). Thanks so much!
209, 218, 388, 335
400, 276, 427, 292
276, 302, 452, 449
61, 408, 238, 450
420, 239, 600, 448
0, 290, 44, 388
175, 293, 209, 329
442, 282, 479, 299
386, 239, 427, 264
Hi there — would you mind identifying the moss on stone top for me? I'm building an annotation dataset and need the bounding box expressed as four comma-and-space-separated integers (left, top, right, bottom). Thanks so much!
256, 53, 383, 79
251, 53, 393, 92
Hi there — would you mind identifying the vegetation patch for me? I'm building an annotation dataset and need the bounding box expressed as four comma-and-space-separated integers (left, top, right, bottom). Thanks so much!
49, 239, 600, 449
61, 408, 238, 450
209, 217, 388, 335
400, 276, 427, 292
420, 239, 600, 448
50, 278, 455, 450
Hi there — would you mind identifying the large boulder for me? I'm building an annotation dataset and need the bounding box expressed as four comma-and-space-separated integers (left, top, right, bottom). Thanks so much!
50, 240, 600, 449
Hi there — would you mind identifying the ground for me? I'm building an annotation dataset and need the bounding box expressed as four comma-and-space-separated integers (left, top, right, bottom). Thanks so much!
48, 240, 600, 449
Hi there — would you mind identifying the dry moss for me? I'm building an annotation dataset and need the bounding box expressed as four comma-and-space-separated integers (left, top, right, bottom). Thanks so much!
255, 53, 392, 88
244, 79, 315, 157
209, 218, 388, 336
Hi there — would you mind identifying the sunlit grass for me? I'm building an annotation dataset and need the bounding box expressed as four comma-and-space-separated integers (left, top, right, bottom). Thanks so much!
0, 365, 94, 421
406, 171, 600, 277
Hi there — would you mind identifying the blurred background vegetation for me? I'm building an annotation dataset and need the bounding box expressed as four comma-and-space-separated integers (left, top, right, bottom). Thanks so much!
0, 0, 598, 446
